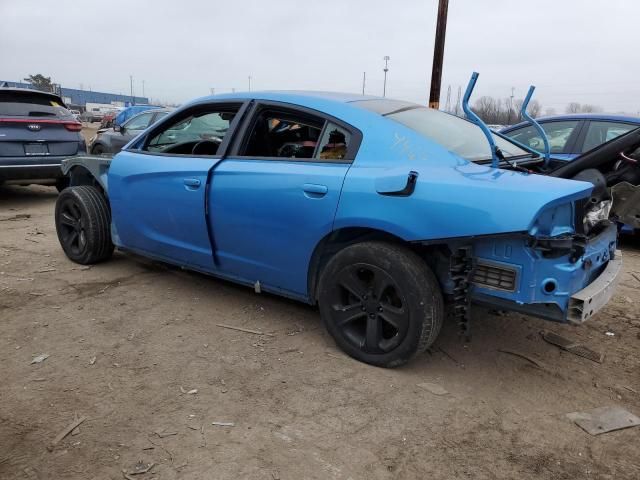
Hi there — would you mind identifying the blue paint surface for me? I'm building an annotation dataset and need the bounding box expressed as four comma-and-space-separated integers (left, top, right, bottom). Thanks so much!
106, 91, 618, 321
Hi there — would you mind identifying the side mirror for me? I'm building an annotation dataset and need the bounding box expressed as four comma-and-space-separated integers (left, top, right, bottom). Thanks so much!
114, 125, 124, 134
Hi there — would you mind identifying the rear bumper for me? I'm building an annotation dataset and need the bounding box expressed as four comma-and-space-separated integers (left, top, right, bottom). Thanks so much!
567, 250, 622, 324
0, 156, 65, 181
469, 222, 620, 322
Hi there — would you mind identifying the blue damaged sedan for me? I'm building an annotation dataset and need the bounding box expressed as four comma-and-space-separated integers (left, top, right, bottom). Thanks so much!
54, 91, 622, 367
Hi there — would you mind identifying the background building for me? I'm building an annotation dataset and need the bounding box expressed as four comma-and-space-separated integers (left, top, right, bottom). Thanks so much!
0, 80, 149, 110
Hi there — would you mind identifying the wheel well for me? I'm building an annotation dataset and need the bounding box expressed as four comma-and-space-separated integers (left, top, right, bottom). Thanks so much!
307, 227, 447, 304
90, 142, 104, 153
68, 166, 105, 195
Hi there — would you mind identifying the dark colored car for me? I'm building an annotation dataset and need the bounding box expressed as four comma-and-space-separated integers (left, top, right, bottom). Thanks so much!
89, 109, 170, 154
0, 88, 85, 190
501, 114, 640, 161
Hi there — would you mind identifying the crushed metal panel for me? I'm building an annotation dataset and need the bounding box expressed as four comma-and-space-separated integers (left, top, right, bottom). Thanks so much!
611, 182, 640, 229
567, 251, 622, 324
541, 331, 604, 363
566, 406, 640, 435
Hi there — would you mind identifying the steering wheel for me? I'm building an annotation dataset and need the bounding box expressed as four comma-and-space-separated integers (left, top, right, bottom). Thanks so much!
191, 139, 221, 156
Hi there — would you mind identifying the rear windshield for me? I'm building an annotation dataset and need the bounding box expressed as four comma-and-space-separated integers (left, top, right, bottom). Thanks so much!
388, 107, 529, 162
0, 90, 71, 118
355, 100, 530, 162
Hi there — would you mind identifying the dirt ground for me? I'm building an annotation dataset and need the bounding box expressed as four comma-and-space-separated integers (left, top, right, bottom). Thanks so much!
1, 182, 639, 480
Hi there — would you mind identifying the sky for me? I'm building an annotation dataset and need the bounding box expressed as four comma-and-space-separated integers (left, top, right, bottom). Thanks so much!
1, 0, 638, 114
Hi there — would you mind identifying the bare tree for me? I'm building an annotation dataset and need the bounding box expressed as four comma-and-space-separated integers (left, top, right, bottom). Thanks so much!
528, 100, 542, 118
566, 102, 582, 114
580, 104, 603, 113
544, 107, 557, 116
565, 102, 603, 114
472, 96, 544, 125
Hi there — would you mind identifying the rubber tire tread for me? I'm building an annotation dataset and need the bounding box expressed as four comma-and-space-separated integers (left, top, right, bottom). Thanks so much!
55, 186, 114, 264
318, 241, 444, 368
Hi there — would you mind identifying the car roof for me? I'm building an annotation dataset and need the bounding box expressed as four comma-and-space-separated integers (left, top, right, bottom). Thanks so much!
0, 86, 63, 100
503, 113, 640, 131
206, 90, 382, 104
187, 91, 421, 123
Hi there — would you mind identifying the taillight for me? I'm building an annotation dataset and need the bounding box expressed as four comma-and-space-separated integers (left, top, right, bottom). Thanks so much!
0, 118, 83, 132
64, 122, 82, 132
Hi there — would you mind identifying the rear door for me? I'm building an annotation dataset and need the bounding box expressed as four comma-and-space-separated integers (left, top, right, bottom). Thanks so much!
0, 90, 81, 163
577, 120, 639, 154
208, 102, 360, 298
108, 101, 246, 271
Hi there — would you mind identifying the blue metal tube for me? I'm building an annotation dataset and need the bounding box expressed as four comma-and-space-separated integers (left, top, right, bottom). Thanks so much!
462, 71, 500, 168
521, 85, 551, 166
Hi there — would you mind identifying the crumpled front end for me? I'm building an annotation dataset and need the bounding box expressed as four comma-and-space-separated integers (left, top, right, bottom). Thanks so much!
467, 198, 621, 323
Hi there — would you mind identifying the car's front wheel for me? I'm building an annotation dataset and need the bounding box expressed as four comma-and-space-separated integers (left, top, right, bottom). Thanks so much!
55, 186, 114, 264
91, 144, 105, 155
55, 177, 70, 193
318, 241, 444, 367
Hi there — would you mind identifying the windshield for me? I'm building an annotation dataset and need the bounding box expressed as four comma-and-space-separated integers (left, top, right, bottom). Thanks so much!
385, 106, 530, 162
0, 90, 71, 118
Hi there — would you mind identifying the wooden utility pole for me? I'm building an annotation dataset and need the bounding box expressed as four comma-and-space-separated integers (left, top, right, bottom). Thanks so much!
428, 0, 449, 109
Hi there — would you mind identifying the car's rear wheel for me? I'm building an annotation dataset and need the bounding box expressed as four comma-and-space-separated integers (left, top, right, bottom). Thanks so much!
318, 241, 444, 367
55, 186, 114, 264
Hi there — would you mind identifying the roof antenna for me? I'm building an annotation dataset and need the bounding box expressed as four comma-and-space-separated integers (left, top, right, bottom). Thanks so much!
462, 72, 501, 168
521, 86, 551, 167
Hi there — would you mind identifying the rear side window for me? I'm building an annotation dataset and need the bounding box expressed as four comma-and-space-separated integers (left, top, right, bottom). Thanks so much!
505, 121, 579, 153
0, 90, 70, 118
581, 121, 638, 152
242, 110, 324, 159
317, 123, 351, 160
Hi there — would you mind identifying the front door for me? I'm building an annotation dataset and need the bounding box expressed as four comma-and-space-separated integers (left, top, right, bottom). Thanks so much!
209, 103, 358, 299
108, 102, 246, 272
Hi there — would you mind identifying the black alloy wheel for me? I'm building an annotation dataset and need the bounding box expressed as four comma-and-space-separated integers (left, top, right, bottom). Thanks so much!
55, 186, 114, 264
318, 241, 444, 367
329, 263, 409, 354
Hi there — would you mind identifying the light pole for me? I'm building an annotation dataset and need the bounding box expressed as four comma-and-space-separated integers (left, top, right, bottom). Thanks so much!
383, 56, 390, 97
248, 76, 252, 92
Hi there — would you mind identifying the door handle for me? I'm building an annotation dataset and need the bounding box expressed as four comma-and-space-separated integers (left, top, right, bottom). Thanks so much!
303, 183, 328, 198
183, 178, 201, 190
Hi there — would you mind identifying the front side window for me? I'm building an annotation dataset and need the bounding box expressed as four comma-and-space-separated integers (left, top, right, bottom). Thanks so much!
505, 121, 580, 154
124, 112, 154, 131
386, 107, 529, 162
243, 110, 324, 159
144, 107, 238, 156
581, 121, 638, 153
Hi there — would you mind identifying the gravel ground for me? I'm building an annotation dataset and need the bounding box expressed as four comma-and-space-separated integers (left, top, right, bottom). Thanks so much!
1, 183, 639, 480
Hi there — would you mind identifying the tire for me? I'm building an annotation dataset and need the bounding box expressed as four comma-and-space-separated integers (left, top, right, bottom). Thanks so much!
318, 241, 444, 368
55, 177, 70, 193
91, 144, 105, 155
55, 186, 114, 264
